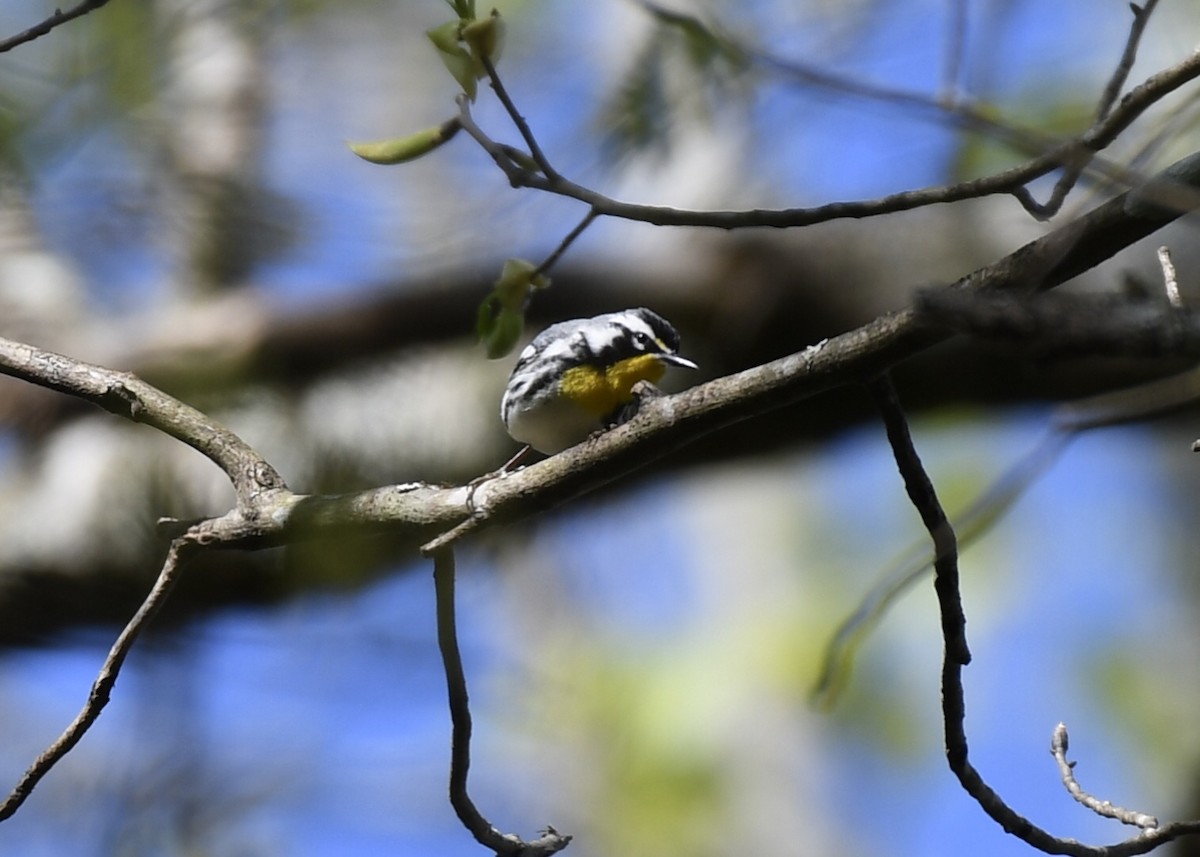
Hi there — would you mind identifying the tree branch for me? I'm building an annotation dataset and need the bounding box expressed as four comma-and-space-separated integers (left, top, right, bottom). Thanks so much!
1014, 0, 1160, 219
0, 535, 196, 820
433, 549, 572, 855
2, 149, 1200, 559
478, 2, 1200, 229
0, 337, 287, 508
0, 0, 112, 54
868, 374, 969, 665
868, 374, 1195, 856
1051, 723, 1160, 833
2, 148, 1200, 826
914, 290, 1200, 359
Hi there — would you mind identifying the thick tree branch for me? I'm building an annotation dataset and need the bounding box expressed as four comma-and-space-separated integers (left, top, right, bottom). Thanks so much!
1, 149, 1199, 559
0, 337, 287, 508
914, 290, 1200, 359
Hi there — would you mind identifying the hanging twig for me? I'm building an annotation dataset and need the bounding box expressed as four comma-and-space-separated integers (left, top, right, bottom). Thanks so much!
432, 548, 572, 856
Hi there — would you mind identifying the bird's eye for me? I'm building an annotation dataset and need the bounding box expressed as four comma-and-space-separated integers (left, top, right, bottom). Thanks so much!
633, 331, 651, 349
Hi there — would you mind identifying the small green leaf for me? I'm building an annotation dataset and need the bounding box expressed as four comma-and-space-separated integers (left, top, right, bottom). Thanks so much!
476, 298, 525, 359
444, 0, 475, 19
494, 257, 549, 308
476, 258, 551, 359
427, 20, 478, 100
462, 9, 506, 73
346, 118, 461, 165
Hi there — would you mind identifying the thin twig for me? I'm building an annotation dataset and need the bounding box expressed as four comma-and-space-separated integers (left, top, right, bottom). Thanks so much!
0, 0, 111, 54
461, 42, 1200, 229
1018, 0, 1161, 219
432, 549, 572, 855
481, 56, 560, 183
1096, 2, 1158, 124
868, 374, 969, 666
940, 0, 969, 106
534, 209, 599, 279
0, 537, 195, 820
1051, 723, 1160, 832
470, 0, 1200, 230
868, 374, 1200, 856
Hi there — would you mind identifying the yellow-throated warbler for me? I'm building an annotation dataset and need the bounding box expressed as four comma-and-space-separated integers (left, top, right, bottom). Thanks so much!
501, 308, 697, 454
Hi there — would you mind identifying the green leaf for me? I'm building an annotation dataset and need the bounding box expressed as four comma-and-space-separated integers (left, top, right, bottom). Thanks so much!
444, 0, 475, 19
427, 20, 478, 101
462, 9, 506, 73
476, 298, 525, 359
346, 118, 461, 165
476, 258, 551, 359
494, 257, 549, 308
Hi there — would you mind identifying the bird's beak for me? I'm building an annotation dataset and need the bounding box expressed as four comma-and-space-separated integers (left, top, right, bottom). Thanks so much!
661, 354, 698, 370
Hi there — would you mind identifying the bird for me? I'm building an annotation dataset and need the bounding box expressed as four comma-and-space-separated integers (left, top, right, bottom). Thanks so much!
500, 307, 697, 455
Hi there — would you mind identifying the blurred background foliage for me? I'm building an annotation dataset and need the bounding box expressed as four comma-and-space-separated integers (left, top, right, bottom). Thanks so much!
2, 1, 1200, 855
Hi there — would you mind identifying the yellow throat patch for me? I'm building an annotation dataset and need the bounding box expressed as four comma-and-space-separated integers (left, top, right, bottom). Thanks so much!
558, 354, 667, 419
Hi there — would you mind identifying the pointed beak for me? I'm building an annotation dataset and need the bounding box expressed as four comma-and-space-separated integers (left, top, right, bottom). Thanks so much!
660, 353, 698, 370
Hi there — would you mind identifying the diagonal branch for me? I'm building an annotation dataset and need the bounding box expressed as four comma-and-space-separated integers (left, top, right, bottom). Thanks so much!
0, 535, 196, 820
1016, 0, 1161, 219
0, 338, 287, 507
2, 149, 1199, 561
0, 0, 112, 54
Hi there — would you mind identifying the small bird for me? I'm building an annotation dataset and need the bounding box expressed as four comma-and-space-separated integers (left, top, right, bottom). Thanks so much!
501, 308, 698, 455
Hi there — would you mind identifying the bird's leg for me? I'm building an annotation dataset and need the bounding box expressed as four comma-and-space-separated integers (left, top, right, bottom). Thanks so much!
607, 380, 664, 428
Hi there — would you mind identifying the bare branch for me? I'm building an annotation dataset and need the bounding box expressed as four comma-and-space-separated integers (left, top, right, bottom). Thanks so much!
870, 376, 1200, 856
1, 149, 1197, 561
816, 357, 1200, 710
868, 374, 969, 665
0, 337, 287, 507
1017, 0, 1161, 219
534, 209, 599, 279
0, 535, 196, 820
481, 55, 560, 183
1096, 3, 1158, 125
1051, 723, 1160, 832
433, 549, 572, 856
1, 123, 1200, 842
549, 1, 1200, 229
0, 0, 111, 54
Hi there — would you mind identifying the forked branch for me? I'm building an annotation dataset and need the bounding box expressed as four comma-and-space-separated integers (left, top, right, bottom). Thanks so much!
869, 373, 1200, 856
